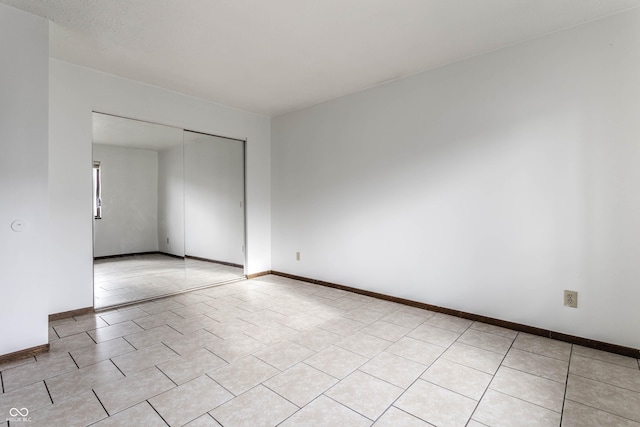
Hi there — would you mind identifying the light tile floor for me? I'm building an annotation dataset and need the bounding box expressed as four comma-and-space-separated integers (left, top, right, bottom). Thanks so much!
94, 254, 245, 309
2, 274, 639, 426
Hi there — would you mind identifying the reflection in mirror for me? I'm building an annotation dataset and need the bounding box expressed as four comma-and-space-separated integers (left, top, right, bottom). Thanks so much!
92, 113, 246, 309
184, 131, 246, 286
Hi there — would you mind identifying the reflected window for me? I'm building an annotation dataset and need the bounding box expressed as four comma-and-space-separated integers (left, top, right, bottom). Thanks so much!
93, 160, 102, 219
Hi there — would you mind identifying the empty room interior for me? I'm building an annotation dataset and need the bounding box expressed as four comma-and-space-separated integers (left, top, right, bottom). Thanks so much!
1, 1, 640, 426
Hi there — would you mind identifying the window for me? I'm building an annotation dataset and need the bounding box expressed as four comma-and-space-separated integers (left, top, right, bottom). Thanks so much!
93, 161, 102, 219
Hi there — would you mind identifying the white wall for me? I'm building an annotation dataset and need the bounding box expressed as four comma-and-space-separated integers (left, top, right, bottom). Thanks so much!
157, 145, 185, 256
272, 9, 640, 349
93, 144, 159, 257
0, 4, 49, 355
49, 60, 271, 314
185, 136, 245, 265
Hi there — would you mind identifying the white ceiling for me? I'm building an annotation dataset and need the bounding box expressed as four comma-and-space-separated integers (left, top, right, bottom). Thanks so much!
3, 0, 640, 116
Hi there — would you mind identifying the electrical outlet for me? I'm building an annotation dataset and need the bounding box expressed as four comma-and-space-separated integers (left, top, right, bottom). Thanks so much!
296, 252, 300, 261
564, 290, 578, 308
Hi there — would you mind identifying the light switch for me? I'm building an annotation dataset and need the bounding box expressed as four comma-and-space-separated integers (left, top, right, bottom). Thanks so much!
11, 220, 27, 232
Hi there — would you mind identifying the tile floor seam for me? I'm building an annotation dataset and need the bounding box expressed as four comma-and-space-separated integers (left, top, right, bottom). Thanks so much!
0, 370, 3, 393
569, 371, 640, 395
42, 379, 53, 404
558, 343, 574, 426
146, 400, 171, 426
489, 388, 563, 414
467, 331, 518, 424
155, 364, 179, 387
322, 392, 376, 422
203, 373, 236, 397
563, 397, 640, 425
69, 352, 80, 369
92, 388, 110, 417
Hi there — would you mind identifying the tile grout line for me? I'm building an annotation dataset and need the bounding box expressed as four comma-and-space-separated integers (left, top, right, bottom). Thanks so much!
559, 343, 573, 425
465, 331, 519, 425
0, 370, 3, 393
43, 379, 54, 404
369, 320, 472, 425
91, 389, 110, 418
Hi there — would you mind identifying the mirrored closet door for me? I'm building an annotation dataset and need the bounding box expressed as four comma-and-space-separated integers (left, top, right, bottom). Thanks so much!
92, 113, 246, 309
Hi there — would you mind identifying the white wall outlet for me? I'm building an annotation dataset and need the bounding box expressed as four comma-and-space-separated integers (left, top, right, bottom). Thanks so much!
564, 290, 578, 308
296, 251, 300, 261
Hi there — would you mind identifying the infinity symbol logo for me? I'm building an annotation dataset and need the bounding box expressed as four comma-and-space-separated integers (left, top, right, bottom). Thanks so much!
9, 407, 29, 417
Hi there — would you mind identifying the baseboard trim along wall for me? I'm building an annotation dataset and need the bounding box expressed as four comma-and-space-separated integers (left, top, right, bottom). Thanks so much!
185, 255, 243, 269
0, 344, 49, 365
49, 306, 95, 322
93, 251, 185, 261
270, 271, 640, 359
246, 270, 272, 279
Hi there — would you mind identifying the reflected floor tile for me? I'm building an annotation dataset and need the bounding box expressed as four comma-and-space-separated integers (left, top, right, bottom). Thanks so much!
570, 354, 640, 392
360, 351, 427, 389
512, 333, 571, 361
472, 389, 560, 427
94, 367, 176, 415
0, 381, 52, 421
207, 355, 279, 396
373, 406, 433, 426
264, 363, 337, 407
502, 348, 568, 383
304, 345, 368, 379
210, 385, 297, 427
395, 379, 476, 427
326, 370, 404, 420
93, 402, 167, 426
280, 395, 371, 427
149, 375, 233, 426
441, 342, 503, 374
490, 366, 565, 412
422, 358, 492, 400
566, 374, 640, 422
28, 390, 107, 427
562, 399, 640, 427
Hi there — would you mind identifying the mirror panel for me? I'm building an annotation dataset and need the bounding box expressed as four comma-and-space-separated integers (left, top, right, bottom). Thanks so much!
184, 131, 245, 286
92, 113, 245, 309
